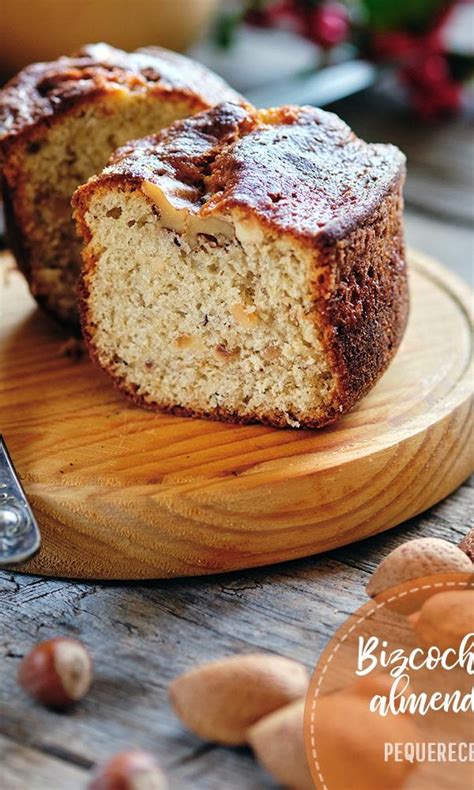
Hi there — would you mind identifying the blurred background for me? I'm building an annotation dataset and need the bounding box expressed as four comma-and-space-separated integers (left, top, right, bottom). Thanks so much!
1, 0, 473, 283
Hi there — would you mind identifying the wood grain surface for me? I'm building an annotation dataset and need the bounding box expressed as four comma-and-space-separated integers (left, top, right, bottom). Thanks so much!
1, 250, 472, 580
1, 82, 473, 790
0, 484, 471, 790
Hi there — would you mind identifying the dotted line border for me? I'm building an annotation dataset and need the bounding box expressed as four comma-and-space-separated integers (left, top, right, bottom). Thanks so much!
308, 579, 470, 789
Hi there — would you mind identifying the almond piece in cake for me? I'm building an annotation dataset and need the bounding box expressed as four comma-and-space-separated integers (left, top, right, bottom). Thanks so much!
72, 102, 408, 429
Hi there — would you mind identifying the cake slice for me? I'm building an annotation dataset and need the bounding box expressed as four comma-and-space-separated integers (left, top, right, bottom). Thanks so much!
72, 102, 408, 429
0, 43, 241, 326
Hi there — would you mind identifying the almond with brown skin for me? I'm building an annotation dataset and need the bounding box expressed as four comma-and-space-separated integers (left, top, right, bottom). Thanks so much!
409, 589, 474, 650
169, 654, 308, 745
309, 692, 419, 790
247, 699, 312, 790
367, 538, 473, 598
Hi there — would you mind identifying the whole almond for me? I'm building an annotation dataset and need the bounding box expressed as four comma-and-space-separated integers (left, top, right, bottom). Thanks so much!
367, 538, 473, 598
169, 654, 308, 746
410, 589, 474, 650
308, 692, 419, 790
247, 700, 312, 790
459, 529, 474, 562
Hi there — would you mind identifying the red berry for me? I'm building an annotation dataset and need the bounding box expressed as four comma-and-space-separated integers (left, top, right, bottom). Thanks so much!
423, 27, 443, 53
307, 2, 350, 49
407, 53, 449, 87
372, 31, 416, 61
267, 1, 306, 33
432, 80, 461, 114
401, 58, 462, 120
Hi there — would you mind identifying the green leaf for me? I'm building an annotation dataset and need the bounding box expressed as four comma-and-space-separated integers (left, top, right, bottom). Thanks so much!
214, 12, 244, 49
360, 0, 447, 32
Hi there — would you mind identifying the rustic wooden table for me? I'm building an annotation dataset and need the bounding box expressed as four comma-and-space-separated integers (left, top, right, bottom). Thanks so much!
1, 90, 473, 789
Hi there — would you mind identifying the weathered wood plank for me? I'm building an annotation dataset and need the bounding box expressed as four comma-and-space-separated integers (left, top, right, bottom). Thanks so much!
0, 479, 471, 787
0, 80, 472, 789
0, 734, 88, 790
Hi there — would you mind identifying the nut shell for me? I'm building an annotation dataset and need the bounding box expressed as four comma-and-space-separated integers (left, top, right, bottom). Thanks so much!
248, 699, 312, 790
367, 537, 473, 598
309, 692, 418, 790
410, 589, 474, 650
459, 529, 474, 562
169, 653, 308, 746
18, 637, 92, 708
88, 750, 168, 790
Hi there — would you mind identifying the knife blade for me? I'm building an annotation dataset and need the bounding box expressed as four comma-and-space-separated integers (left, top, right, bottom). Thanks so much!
0, 435, 41, 565
246, 60, 378, 108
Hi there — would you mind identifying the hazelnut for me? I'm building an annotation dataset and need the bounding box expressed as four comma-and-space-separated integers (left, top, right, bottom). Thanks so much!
88, 750, 168, 790
18, 637, 92, 708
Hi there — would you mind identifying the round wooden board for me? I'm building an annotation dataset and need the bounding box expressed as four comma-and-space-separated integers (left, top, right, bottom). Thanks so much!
0, 250, 472, 579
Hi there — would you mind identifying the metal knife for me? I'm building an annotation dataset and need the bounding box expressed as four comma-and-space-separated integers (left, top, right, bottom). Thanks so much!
246, 60, 378, 108
0, 436, 41, 565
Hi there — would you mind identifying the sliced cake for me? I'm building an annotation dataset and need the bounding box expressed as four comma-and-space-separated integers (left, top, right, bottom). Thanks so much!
72, 102, 408, 429
0, 43, 241, 326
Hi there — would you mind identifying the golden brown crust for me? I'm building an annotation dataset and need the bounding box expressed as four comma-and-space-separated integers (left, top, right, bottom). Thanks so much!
0, 43, 241, 154
313, 188, 407, 412
3, 177, 84, 330
0, 45, 242, 328
74, 102, 408, 429
90, 102, 405, 246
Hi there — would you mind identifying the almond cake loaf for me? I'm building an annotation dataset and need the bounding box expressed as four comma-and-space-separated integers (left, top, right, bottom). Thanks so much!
0, 43, 241, 326
72, 102, 408, 429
